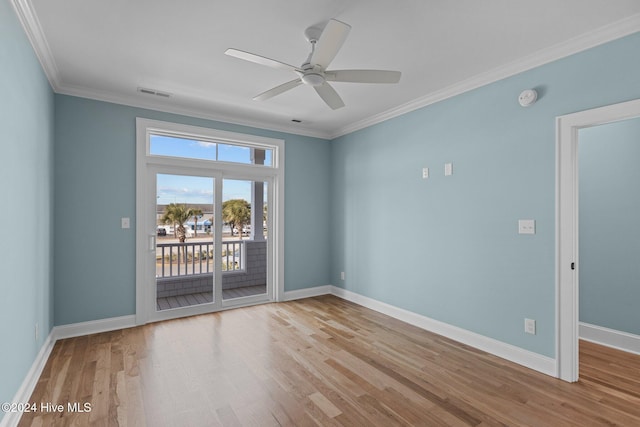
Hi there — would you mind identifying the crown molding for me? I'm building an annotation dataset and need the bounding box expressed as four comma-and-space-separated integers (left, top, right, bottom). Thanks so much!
9, 0, 61, 90
330, 14, 640, 139
56, 82, 333, 140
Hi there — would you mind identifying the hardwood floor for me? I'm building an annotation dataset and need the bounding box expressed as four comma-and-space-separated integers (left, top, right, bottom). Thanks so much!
18, 295, 640, 426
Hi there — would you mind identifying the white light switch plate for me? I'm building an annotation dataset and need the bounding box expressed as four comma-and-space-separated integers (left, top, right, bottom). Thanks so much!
518, 219, 535, 235
121, 217, 130, 229
444, 162, 453, 176
525, 318, 536, 335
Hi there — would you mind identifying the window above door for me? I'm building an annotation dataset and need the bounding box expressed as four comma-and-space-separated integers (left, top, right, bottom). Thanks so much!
138, 118, 284, 172
150, 133, 273, 167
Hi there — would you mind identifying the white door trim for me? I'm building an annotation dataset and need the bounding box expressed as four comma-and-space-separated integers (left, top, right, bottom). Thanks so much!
135, 118, 285, 324
555, 98, 640, 382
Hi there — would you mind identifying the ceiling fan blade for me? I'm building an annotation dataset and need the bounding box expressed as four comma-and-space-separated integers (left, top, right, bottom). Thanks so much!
325, 69, 401, 84
225, 48, 300, 73
253, 79, 303, 101
310, 19, 351, 69
314, 82, 345, 110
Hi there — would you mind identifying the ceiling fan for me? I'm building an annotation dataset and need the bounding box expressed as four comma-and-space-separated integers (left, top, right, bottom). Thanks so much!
225, 19, 401, 110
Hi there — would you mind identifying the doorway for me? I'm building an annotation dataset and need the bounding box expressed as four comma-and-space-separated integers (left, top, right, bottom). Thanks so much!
136, 118, 284, 324
556, 98, 640, 382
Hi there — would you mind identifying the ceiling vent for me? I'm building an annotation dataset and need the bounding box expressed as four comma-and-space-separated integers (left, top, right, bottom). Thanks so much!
137, 87, 171, 98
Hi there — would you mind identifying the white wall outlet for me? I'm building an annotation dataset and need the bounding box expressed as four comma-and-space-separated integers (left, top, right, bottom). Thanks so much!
340, 271, 345, 280
525, 318, 536, 335
444, 162, 453, 176
35, 322, 39, 342
121, 217, 130, 229
422, 167, 429, 179
518, 219, 535, 235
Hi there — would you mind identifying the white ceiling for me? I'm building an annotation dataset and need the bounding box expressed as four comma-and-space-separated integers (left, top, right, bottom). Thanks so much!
16, 0, 640, 138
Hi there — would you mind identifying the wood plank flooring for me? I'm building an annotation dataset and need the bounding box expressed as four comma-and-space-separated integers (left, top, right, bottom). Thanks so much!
221, 284, 266, 300
156, 292, 213, 310
156, 285, 267, 310
18, 295, 640, 426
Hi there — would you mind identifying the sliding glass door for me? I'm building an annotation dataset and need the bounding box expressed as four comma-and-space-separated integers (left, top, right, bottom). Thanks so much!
143, 169, 274, 322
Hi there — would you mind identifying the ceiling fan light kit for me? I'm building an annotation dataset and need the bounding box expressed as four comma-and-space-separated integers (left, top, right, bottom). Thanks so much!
301, 73, 325, 86
225, 18, 401, 110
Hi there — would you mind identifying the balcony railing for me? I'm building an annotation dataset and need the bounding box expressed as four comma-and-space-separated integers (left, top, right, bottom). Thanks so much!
156, 240, 244, 278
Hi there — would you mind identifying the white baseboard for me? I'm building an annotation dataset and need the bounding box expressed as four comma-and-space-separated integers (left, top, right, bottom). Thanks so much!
282, 285, 332, 301
579, 322, 640, 355
330, 286, 557, 377
53, 315, 137, 340
0, 332, 56, 427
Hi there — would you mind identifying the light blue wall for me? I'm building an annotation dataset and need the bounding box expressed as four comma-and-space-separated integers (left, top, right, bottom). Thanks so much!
54, 95, 331, 325
579, 118, 640, 335
331, 32, 640, 358
0, 0, 54, 409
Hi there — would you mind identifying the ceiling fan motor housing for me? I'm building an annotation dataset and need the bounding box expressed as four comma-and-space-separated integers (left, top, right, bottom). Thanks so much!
299, 63, 325, 86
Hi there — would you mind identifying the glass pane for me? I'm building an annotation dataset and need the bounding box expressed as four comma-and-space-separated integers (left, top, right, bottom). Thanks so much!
264, 149, 273, 167
217, 143, 251, 164
222, 178, 268, 300
156, 174, 215, 311
150, 134, 274, 167
150, 134, 217, 161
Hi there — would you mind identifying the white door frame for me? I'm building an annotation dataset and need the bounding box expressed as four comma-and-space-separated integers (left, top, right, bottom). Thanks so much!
135, 118, 285, 325
556, 98, 640, 382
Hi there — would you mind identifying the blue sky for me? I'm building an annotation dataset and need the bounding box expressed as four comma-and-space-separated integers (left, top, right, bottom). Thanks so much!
152, 134, 270, 205
157, 174, 256, 205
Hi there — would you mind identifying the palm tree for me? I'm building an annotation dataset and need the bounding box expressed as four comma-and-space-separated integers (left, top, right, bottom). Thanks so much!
191, 208, 203, 237
161, 203, 195, 243
222, 199, 251, 240
161, 203, 196, 265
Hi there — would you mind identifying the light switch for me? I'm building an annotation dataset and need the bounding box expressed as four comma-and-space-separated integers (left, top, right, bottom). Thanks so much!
518, 219, 535, 235
444, 162, 453, 176
121, 217, 130, 229
525, 318, 536, 335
